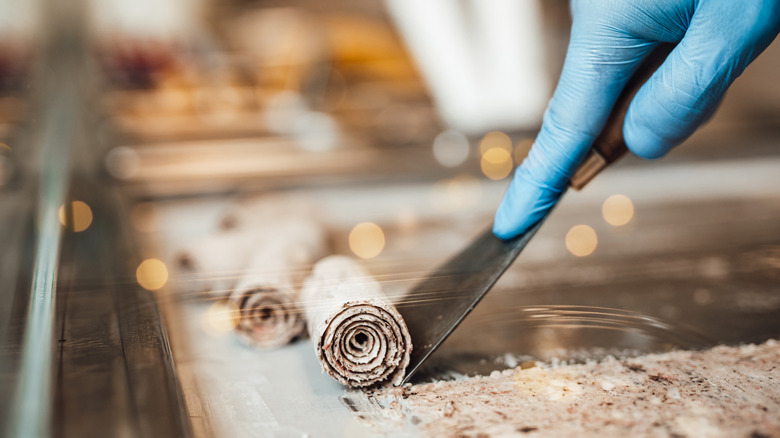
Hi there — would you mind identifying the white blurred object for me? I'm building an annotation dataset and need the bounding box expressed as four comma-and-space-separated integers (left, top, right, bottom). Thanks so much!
264, 91, 310, 135
0, 0, 39, 41
265, 91, 341, 152
432, 129, 470, 167
385, 0, 550, 134
293, 112, 340, 153
229, 7, 324, 68
88, 0, 203, 41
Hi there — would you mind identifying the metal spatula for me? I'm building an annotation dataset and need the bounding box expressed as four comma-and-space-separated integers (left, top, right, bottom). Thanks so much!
398, 44, 674, 385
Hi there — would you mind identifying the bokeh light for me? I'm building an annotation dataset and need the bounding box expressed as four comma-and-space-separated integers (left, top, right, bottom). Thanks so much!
203, 299, 239, 335
293, 111, 339, 152
480, 147, 513, 180
349, 222, 385, 259
58, 200, 94, 232
136, 258, 169, 291
565, 225, 598, 257
602, 194, 634, 226
432, 129, 470, 168
104, 146, 140, 180
479, 131, 512, 155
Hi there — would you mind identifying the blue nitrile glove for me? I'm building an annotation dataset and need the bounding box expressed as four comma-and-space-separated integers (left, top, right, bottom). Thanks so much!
493, 0, 780, 239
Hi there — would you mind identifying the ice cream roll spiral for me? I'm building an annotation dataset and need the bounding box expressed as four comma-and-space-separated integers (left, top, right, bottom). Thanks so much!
230, 218, 328, 347
302, 255, 412, 387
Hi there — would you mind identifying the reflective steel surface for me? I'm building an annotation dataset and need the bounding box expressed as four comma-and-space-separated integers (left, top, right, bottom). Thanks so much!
144, 155, 779, 436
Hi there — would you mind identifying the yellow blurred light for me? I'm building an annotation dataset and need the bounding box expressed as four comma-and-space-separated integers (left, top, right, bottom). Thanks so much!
71, 201, 93, 232
479, 131, 512, 156
602, 194, 634, 226
58, 206, 66, 227
58, 200, 93, 232
480, 147, 513, 180
565, 225, 598, 257
204, 299, 239, 334
0, 142, 10, 151
136, 258, 169, 291
514, 138, 533, 165
349, 222, 385, 259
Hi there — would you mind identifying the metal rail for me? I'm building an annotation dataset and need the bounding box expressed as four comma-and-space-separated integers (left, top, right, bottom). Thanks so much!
8, 55, 78, 438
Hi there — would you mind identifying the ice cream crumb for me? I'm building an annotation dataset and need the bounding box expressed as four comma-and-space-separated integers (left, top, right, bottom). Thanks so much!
366, 340, 780, 437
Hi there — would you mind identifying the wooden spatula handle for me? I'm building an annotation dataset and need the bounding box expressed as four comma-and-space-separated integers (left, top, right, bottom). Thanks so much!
570, 43, 675, 190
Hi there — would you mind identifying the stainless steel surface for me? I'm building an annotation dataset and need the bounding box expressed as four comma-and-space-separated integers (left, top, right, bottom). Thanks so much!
7, 14, 81, 438
398, 217, 551, 385
0, 191, 34, 434
136, 154, 780, 436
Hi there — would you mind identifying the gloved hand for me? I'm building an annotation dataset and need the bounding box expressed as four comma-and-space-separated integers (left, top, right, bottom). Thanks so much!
493, 0, 780, 239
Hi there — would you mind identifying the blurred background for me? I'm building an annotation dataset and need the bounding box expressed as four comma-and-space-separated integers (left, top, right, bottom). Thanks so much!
0, 0, 778, 436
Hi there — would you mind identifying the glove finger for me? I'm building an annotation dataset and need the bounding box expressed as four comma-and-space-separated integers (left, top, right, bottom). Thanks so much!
624, 0, 780, 159
493, 14, 655, 239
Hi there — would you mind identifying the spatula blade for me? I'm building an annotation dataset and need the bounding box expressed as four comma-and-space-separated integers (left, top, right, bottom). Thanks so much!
397, 213, 550, 385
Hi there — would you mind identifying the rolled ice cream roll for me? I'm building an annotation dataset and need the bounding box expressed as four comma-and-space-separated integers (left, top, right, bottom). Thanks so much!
173, 230, 257, 299
230, 218, 328, 348
302, 255, 412, 387
230, 247, 304, 348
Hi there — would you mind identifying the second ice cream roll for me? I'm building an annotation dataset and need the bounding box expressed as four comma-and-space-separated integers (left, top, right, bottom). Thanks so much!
230, 218, 328, 348
302, 255, 412, 387
173, 230, 257, 298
